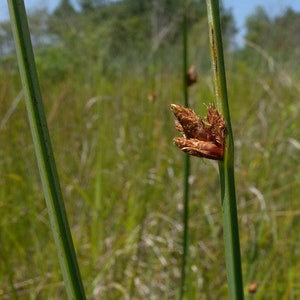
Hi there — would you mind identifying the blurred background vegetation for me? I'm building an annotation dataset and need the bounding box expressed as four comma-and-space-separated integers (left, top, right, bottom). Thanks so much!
1, 0, 300, 298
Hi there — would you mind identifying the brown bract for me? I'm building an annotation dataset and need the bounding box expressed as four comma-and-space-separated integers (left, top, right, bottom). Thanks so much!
170, 104, 226, 160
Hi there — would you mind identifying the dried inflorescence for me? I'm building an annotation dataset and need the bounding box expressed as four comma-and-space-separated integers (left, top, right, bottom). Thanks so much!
186, 65, 197, 87
170, 104, 226, 160
247, 281, 258, 294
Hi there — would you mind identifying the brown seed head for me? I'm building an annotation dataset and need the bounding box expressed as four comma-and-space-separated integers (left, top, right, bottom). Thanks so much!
171, 104, 226, 160
248, 281, 258, 294
186, 65, 198, 87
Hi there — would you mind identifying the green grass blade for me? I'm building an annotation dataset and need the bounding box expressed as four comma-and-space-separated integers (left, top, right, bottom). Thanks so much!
179, 10, 191, 300
205, 0, 244, 299
7, 1, 86, 299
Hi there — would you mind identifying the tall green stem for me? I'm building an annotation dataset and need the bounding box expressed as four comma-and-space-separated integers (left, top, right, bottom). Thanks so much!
179, 9, 190, 300
205, 0, 244, 299
8, 1, 86, 299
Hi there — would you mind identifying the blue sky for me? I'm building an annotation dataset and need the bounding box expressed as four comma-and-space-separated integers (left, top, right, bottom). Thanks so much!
1, 0, 300, 45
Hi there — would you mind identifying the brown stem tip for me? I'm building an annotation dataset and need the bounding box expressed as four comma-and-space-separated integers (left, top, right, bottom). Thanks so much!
170, 104, 226, 160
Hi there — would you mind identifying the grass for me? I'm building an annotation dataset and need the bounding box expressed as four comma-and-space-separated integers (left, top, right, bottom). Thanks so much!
8, 1, 86, 298
1, 12, 300, 300
206, 1, 243, 298
179, 9, 191, 300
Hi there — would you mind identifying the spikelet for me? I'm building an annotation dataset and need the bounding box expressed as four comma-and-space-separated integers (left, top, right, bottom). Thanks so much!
170, 104, 226, 160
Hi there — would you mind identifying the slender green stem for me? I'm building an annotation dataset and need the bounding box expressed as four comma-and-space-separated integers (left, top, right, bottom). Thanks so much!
179, 10, 190, 300
8, 1, 86, 299
205, 0, 244, 299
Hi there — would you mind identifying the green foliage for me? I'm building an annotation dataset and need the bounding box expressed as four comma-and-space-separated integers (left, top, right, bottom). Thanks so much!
245, 6, 300, 57
1, 0, 236, 67
2, 1, 300, 298
245, 6, 271, 46
2, 47, 300, 297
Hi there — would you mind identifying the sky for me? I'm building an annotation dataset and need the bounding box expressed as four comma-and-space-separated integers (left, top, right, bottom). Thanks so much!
1, 0, 300, 46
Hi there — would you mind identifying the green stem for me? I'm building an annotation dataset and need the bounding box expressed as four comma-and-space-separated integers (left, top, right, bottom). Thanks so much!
205, 0, 244, 299
8, 1, 86, 299
179, 10, 190, 300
